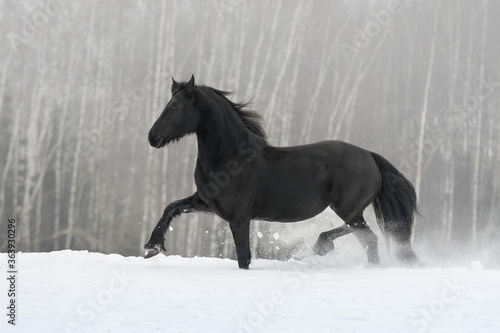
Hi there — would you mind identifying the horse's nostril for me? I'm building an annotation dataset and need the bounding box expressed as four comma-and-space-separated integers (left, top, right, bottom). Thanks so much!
149, 133, 155, 144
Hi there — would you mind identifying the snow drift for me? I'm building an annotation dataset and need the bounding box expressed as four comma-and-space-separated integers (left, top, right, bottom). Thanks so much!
1, 251, 499, 333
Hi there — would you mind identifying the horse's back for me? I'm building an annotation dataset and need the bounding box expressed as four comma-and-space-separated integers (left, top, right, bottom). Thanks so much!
265, 140, 377, 171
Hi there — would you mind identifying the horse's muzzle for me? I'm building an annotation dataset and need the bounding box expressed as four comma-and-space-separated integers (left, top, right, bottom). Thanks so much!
148, 133, 165, 148
148, 133, 156, 146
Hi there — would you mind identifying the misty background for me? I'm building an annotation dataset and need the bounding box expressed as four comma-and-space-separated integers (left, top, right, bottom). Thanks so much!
1, 0, 499, 266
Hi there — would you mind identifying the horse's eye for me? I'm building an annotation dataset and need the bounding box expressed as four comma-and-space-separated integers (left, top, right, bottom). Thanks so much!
171, 102, 179, 110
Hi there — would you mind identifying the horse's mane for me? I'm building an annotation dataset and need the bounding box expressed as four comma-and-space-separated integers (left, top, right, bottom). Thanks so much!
202, 87, 268, 142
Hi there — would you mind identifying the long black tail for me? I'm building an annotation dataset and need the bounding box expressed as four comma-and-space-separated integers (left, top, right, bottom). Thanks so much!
370, 152, 418, 263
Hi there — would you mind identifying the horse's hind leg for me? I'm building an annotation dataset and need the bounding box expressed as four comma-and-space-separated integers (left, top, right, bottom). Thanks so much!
313, 225, 352, 256
313, 214, 380, 265
347, 216, 380, 264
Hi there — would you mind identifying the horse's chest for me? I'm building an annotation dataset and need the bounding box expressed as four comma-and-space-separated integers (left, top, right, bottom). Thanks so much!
194, 165, 253, 221
198, 190, 244, 222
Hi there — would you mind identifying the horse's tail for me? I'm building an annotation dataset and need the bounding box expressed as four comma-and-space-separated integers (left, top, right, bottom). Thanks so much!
370, 152, 419, 263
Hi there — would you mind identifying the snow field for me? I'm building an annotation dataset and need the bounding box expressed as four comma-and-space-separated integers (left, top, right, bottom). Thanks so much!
1, 251, 499, 333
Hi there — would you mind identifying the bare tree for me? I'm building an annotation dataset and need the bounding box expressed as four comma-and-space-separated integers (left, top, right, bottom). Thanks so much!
66, 1, 97, 249
471, 0, 489, 255
414, 4, 439, 200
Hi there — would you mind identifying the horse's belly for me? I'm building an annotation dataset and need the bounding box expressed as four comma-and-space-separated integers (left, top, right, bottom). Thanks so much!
254, 204, 328, 222
253, 183, 330, 222
256, 207, 327, 223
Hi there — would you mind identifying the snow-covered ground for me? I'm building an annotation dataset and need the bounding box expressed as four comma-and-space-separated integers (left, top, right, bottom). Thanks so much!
1, 251, 499, 333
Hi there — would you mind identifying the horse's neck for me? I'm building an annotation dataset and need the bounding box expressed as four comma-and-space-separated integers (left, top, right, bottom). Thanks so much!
196, 106, 249, 168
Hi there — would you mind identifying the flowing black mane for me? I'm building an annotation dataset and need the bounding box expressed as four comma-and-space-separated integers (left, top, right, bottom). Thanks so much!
171, 80, 267, 141
202, 87, 268, 142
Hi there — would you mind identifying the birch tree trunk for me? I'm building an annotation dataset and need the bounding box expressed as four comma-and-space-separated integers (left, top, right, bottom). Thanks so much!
300, 3, 337, 143
140, 6, 162, 250
66, 1, 96, 249
161, 0, 175, 210
231, 0, 248, 94
254, 0, 282, 98
263, 0, 304, 139
53, 42, 77, 250
19, 26, 50, 251
0, 52, 12, 121
0, 58, 18, 232
33, 92, 54, 250
442, 3, 460, 246
249, 1, 282, 258
11, 78, 25, 239
414, 5, 439, 200
471, 0, 488, 255
332, 24, 390, 139
87, 30, 106, 250
281, 28, 305, 146
245, 2, 275, 97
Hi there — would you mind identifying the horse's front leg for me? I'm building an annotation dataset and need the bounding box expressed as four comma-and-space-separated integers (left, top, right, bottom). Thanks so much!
144, 193, 209, 258
229, 219, 251, 269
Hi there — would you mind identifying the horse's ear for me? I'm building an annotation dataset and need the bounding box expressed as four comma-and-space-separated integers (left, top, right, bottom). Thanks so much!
186, 75, 195, 94
171, 77, 179, 94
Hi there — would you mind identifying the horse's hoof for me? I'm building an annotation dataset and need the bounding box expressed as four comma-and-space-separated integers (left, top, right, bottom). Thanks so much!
238, 257, 251, 269
144, 245, 163, 259
313, 241, 335, 256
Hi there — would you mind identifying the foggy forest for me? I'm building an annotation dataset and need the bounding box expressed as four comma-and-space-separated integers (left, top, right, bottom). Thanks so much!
1, 0, 499, 266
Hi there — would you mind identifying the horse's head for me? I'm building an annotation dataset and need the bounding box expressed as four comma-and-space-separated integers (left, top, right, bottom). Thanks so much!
148, 75, 200, 148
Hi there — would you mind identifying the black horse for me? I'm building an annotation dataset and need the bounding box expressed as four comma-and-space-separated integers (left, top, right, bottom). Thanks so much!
145, 75, 418, 269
